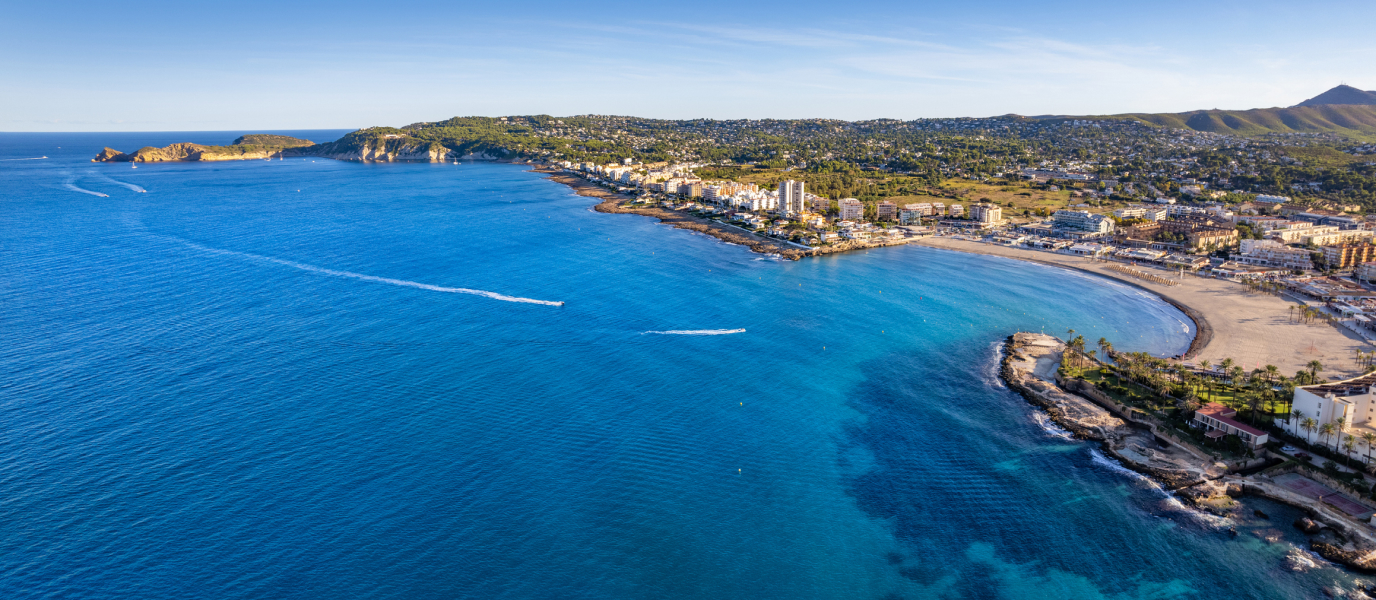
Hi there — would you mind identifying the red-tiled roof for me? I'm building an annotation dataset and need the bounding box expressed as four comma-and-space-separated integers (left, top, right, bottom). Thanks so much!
1196, 403, 1267, 437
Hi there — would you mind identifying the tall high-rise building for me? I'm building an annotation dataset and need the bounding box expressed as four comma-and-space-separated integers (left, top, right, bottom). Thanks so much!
778, 180, 806, 217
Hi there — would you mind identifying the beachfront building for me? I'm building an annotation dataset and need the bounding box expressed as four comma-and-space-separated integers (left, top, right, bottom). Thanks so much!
1164, 254, 1210, 271
778, 180, 806, 217
1234, 239, 1314, 271
969, 203, 1002, 225
1066, 243, 1112, 257
1359, 262, 1376, 284
839, 198, 864, 220
1287, 373, 1376, 455
949, 204, 964, 218
1052, 210, 1114, 234
1193, 404, 1269, 449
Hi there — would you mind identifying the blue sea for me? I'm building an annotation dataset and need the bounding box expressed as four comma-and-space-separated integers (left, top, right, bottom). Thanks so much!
0, 132, 1364, 599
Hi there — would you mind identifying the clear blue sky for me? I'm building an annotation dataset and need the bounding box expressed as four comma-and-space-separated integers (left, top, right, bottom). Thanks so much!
3, 0, 1373, 131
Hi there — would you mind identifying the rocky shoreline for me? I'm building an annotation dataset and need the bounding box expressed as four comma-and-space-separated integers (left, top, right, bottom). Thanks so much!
1000, 332, 1376, 578
537, 169, 812, 259
534, 167, 922, 261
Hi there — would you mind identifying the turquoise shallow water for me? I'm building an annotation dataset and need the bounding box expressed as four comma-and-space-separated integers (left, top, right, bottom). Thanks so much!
0, 132, 1366, 598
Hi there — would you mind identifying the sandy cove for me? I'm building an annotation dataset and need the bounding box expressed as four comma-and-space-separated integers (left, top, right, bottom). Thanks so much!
916, 236, 1370, 380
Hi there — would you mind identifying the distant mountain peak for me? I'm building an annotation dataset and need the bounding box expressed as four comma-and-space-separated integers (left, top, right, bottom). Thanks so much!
1295, 84, 1376, 107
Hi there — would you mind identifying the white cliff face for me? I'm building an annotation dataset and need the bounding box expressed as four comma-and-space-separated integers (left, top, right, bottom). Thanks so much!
314, 141, 449, 162
458, 151, 499, 160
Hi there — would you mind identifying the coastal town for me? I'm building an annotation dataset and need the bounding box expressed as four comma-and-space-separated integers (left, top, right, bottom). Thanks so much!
548, 148, 1376, 575
79, 94, 1376, 584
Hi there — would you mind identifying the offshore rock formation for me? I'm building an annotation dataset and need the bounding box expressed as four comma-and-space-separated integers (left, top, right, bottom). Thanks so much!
92, 135, 315, 163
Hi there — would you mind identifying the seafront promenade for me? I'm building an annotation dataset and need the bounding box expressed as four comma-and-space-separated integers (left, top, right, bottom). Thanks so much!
915, 237, 1370, 379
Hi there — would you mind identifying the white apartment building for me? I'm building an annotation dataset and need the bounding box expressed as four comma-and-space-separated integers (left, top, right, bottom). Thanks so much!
839, 198, 864, 220
1166, 205, 1209, 217
1302, 229, 1374, 247
1235, 239, 1314, 270
1114, 206, 1167, 221
1255, 194, 1292, 204
969, 204, 1003, 225
1358, 262, 1376, 284
1270, 223, 1334, 243
778, 180, 806, 217
1286, 373, 1376, 455
1052, 210, 1114, 234
949, 204, 965, 218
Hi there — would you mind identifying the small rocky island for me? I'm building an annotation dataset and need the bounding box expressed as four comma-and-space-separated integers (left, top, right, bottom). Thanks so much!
93, 134, 315, 163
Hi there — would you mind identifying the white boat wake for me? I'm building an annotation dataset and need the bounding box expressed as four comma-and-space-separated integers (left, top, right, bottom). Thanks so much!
0, 156, 47, 161
642, 329, 746, 335
62, 183, 108, 197
166, 237, 564, 306
95, 174, 146, 193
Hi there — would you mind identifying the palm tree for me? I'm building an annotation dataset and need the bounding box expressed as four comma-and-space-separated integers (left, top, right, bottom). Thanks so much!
1200, 359, 1215, 402
1229, 367, 1246, 405
1246, 392, 1263, 425
1308, 360, 1324, 382
1221, 358, 1235, 372
1291, 408, 1305, 428
1362, 431, 1376, 466
1343, 435, 1357, 466
1302, 417, 1318, 445
1320, 422, 1336, 450
1265, 364, 1279, 384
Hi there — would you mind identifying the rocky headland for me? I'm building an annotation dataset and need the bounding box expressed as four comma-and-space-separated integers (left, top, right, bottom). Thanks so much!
90, 129, 479, 164
1002, 332, 1219, 488
1002, 331, 1376, 576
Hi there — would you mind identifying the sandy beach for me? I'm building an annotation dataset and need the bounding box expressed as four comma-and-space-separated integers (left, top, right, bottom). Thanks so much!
916, 237, 1371, 379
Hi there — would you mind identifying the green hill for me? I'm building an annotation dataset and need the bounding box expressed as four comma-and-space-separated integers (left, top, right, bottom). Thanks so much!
232, 134, 314, 147
1058, 104, 1376, 137
1295, 84, 1376, 107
